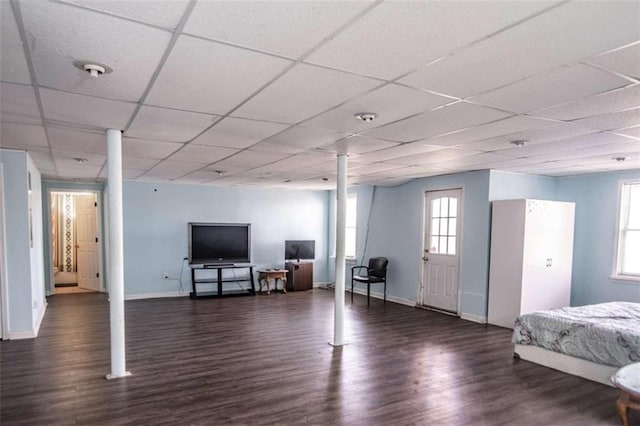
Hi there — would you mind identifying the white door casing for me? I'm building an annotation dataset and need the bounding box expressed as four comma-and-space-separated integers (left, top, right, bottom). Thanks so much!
422, 188, 462, 313
76, 194, 100, 291
0, 164, 8, 338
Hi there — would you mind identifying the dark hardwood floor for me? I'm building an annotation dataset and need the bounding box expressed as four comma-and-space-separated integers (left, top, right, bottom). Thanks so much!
1, 290, 634, 425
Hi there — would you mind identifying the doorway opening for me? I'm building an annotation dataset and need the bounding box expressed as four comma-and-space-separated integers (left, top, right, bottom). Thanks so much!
420, 188, 463, 314
49, 191, 103, 294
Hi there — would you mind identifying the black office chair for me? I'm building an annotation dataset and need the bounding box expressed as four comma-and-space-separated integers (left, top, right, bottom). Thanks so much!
351, 257, 388, 305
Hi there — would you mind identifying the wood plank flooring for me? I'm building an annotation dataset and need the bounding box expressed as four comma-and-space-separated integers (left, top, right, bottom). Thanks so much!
1, 290, 634, 425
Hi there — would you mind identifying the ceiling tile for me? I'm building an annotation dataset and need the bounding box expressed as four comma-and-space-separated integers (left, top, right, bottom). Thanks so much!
614, 126, 640, 139
184, 1, 372, 58
264, 154, 331, 172
461, 122, 599, 152
192, 117, 289, 149
53, 150, 105, 168
168, 144, 238, 163
471, 64, 630, 114
0, 122, 48, 150
573, 107, 640, 131
363, 102, 511, 142
146, 35, 292, 114
28, 150, 56, 171
172, 170, 222, 184
235, 63, 381, 124
497, 132, 637, 159
587, 43, 640, 80
354, 143, 446, 163
303, 83, 451, 133
210, 150, 290, 169
255, 126, 348, 152
426, 115, 557, 147
306, 1, 558, 79
20, 1, 172, 101
54, 166, 101, 179
122, 156, 159, 170
48, 127, 105, 154
534, 84, 640, 121
143, 160, 207, 180
123, 138, 182, 160
0, 82, 41, 125
321, 136, 399, 155
40, 88, 137, 130
126, 105, 219, 142
0, 2, 31, 84
59, 0, 189, 29
384, 147, 482, 166
399, 1, 640, 98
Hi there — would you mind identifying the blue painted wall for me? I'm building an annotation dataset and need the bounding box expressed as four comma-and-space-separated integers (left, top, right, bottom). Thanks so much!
336, 171, 491, 317
0, 150, 46, 335
489, 170, 557, 201
122, 180, 329, 295
557, 169, 640, 305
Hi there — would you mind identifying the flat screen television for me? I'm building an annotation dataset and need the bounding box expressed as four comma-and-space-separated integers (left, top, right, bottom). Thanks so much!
285, 240, 315, 261
189, 223, 251, 265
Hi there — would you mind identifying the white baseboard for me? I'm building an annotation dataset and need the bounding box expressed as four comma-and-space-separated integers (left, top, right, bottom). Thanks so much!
124, 291, 188, 301
460, 312, 487, 324
8, 302, 48, 339
348, 287, 416, 307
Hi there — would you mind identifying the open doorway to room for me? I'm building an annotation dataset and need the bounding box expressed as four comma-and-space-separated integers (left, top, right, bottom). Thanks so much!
49, 191, 103, 294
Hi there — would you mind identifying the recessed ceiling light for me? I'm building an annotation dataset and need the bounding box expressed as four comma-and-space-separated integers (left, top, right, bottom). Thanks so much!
73, 157, 88, 164
510, 140, 527, 147
613, 157, 627, 162
355, 113, 377, 123
73, 60, 113, 78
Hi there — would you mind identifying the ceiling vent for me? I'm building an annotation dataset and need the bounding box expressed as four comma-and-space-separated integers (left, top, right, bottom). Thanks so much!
355, 113, 377, 123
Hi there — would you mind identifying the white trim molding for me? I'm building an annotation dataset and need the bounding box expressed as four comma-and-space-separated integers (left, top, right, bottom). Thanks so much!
124, 291, 187, 301
460, 312, 487, 324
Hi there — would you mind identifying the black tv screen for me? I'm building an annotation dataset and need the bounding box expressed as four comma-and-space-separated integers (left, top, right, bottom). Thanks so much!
189, 223, 251, 265
285, 240, 315, 261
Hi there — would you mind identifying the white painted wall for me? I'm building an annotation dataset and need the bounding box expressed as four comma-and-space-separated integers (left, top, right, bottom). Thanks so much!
27, 155, 45, 330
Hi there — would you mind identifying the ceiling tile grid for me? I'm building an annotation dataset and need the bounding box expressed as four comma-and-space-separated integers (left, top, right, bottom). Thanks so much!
1, 0, 638, 188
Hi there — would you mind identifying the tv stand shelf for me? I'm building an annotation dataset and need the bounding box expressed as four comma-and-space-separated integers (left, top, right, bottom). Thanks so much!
190, 264, 256, 298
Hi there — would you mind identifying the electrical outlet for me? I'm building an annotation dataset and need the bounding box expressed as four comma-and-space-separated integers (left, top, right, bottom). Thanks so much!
163, 272, 169, 279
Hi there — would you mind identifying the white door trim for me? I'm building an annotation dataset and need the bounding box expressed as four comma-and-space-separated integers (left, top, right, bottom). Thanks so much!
0, 164, 10, 338
418, 185, 464, 315
46, 188, 105, 294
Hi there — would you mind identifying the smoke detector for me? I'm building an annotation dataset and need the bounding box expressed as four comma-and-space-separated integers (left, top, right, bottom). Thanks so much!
355, 113, 377, 123
73, 60, 113, 78
510, 140, 527, 147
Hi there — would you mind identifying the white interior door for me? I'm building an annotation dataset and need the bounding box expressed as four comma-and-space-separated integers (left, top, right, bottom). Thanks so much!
422, 189, 462, 313
76, 194, 100, 291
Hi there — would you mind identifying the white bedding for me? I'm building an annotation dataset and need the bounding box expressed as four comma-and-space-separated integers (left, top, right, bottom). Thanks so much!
512, 301, 640, 367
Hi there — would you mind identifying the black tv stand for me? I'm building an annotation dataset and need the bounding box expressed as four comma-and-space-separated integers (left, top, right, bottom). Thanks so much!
190, 264, 256, 298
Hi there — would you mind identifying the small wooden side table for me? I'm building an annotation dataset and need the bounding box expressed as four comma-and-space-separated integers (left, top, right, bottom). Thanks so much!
612, 362, 640, 426
257, 270, 287, 294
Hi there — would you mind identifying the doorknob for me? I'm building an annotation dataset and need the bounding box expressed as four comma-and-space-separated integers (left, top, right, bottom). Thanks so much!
422, 257, 429, 261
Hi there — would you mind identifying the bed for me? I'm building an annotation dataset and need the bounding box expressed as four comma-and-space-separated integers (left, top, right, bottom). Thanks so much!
512, 302, 640, 386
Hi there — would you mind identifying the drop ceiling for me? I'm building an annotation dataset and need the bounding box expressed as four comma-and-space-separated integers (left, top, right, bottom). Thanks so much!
0, 0, 638, 190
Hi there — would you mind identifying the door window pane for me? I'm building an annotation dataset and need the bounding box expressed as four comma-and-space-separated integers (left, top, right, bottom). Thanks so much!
449, 198, 457, 218
449, 218, 457, 236
447, 237, 456, 255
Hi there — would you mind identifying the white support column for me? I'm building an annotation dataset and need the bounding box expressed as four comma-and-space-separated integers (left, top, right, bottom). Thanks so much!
332, 154, 347, 347
106, 129, 130, 379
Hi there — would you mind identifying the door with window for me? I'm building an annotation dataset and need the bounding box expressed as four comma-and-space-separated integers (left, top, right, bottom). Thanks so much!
422, 189, 462, 312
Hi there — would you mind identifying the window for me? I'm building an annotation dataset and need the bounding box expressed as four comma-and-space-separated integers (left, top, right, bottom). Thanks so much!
346, 194, 357, 258
614, 181, 640, 279
429, 196, 457, 255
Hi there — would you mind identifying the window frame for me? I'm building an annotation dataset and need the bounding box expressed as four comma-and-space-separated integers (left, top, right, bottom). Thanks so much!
611, 179, 640, 283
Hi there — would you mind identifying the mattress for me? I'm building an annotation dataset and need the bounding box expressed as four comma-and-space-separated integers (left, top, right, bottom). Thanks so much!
512, 301, 640, 367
